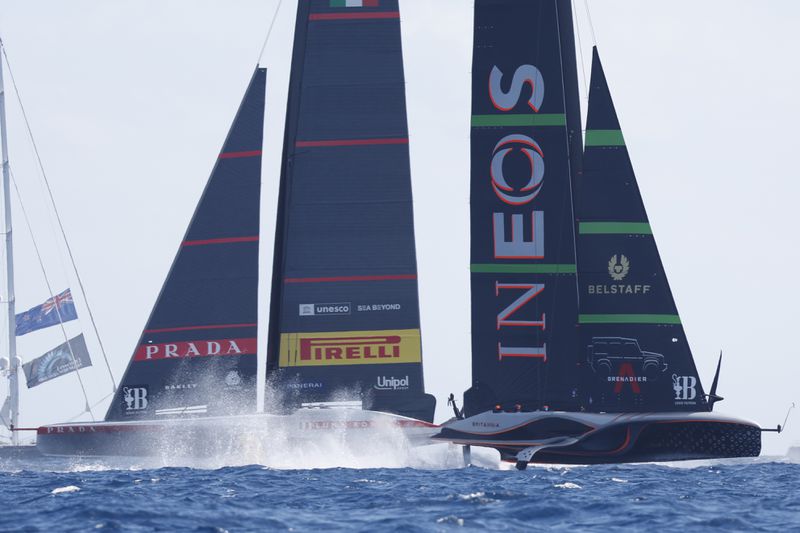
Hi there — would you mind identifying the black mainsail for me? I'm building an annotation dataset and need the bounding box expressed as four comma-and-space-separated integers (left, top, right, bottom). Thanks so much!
106, 69, 266, 420
465, 0, 583, 416
265, 0, 435, 422
576, 48, 707, 412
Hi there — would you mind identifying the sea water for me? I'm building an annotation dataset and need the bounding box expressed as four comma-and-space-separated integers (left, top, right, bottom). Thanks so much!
0, 447, 797, 531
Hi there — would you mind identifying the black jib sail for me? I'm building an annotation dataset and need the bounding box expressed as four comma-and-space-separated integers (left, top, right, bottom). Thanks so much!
464, 0, 583, 417
266, 0, 435, 422
106, 69, 266, 421
575, 48, 707, 412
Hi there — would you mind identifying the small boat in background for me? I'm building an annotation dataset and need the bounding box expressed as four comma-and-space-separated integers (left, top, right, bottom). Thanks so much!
788, 445, 800, 461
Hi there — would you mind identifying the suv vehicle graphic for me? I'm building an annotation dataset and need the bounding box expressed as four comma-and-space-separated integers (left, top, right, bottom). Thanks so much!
587, 337, 667, 380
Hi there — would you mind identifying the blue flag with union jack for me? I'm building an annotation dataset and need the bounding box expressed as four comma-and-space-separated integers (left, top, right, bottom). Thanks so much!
15, 289, 78, 336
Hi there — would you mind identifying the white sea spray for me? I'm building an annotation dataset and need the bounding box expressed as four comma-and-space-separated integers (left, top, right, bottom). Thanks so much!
51, 485, 80, 494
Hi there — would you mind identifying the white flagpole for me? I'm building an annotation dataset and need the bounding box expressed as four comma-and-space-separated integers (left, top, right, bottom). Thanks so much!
0, 41, 19, 445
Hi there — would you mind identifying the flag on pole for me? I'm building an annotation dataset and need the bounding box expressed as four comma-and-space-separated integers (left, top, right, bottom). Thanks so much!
22, 334, 92, 388
15, 289, 78, 336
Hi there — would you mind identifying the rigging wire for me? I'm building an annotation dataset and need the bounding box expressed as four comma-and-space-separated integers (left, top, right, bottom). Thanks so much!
67, 391, 114, 422
9, 167, 95, 420
571, 0, 589, 100
553, 0, 583, 411
582, 0, 598, 46
255, 0, 285, 66
0, 38, 117, 394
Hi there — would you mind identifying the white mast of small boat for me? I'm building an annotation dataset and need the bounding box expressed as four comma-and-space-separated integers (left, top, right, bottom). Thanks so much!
0, 44, 20, 446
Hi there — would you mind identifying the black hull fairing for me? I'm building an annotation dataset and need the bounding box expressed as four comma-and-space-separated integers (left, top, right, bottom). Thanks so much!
434, 411, 760, 466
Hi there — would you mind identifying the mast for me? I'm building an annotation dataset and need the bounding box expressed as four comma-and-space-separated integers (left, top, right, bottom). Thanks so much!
0, 43, 19, 445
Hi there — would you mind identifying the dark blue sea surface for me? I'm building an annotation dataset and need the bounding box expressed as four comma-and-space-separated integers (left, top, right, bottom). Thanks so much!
0, 456, 797, 531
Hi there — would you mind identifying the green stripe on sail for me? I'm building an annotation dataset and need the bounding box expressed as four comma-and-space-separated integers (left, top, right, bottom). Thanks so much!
329, 0, 346, 6
471, 264, 577, 274
471, 114, 566, 127
579, 314, 681, 325
585, 129, 625, 146
579, 222, 652, 235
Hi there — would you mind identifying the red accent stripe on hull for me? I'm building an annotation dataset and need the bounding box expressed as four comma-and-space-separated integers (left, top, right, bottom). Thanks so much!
38, 424, 164, 435
394, 419, 438, 429
296, 137, 408, 148
144, 323, 258, 334
309, 11, 399, 21
38, 418, 436, 436
284, 274, 416, 284
218, 150, 262, 159
182, 236, 259, 246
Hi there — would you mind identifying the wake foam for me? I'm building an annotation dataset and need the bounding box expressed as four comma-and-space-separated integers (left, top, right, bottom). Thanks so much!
7, 411, 504, 472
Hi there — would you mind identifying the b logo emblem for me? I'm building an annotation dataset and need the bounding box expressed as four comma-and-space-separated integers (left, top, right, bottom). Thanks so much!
608, 254, 630, 281
672, 375, 697, 401
123, 386, 149, 411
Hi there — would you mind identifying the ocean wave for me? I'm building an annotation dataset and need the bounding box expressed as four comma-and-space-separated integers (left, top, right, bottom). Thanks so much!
0, 461, 795, 530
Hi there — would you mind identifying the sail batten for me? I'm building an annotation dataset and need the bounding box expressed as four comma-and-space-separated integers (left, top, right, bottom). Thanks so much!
578, 222, 651, 235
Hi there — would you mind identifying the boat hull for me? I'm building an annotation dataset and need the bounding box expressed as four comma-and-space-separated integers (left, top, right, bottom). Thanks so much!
37, 409, 438, 458
0, 444, 43, 460
788, 446, 800, 461
434, 411, 761, 465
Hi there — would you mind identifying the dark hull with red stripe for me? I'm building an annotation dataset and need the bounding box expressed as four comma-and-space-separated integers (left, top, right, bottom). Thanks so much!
434, 411, 761, 466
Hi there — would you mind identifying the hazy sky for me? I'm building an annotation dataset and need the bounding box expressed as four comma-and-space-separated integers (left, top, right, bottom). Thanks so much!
0, 0, 796, 456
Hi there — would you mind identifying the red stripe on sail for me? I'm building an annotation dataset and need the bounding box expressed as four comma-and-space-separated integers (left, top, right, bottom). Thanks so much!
182, 236, 259, 246
284, 274, 416, 284
218, 150, 262, 159
295, 137, 408, 148
309, 11, 400, 21
143, 323, 258, 334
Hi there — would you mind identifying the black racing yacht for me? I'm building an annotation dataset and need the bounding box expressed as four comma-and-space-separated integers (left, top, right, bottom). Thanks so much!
433, 0, 762, 468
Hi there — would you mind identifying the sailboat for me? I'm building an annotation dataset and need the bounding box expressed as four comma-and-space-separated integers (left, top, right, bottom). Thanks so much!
36, 0, 437, 457
789, 445, 800, 461
0, 38, 119, 458
432, 0, 762, 468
